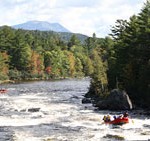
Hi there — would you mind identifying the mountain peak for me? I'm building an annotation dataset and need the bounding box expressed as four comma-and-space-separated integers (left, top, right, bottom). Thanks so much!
12, 21, 71, 33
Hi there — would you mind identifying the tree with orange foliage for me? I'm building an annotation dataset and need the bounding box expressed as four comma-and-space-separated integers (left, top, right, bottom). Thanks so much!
29, 51, 44, 78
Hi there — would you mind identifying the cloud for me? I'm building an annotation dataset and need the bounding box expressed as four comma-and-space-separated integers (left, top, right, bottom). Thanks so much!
59, 0, 146, 37
0, 0, 146, 37
53, 0, 98, 8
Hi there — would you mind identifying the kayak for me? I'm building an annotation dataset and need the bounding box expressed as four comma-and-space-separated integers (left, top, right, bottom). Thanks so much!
105, 117, 129, 125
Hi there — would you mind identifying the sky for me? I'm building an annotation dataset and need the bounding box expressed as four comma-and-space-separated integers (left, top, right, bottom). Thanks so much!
0, 0, 146, 37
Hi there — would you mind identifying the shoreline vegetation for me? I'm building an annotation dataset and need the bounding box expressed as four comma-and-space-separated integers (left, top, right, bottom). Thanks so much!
0, 1, 149, 110
0, 80, 15, 84
84, 1, 150, 110
0, 77, 80, 84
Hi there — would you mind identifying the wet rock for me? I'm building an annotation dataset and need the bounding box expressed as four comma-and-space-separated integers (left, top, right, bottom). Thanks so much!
71, 95, 79, 99
142, 111, 150, 116
96, 89, 133, 110
103, 134, 125, 140
143, 124, 150, 128
132, 110, 150, 116
28, 108, 40, 112
20, 109, 26, 112
82, 98, 92, 104
141, 131, 150, 135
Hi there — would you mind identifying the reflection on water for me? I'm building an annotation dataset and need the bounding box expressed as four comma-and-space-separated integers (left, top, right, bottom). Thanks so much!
0, 78, 150, 141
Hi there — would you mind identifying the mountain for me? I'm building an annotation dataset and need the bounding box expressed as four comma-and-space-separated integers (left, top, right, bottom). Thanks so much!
12, 21, 71, 33
11, 20, 88, 43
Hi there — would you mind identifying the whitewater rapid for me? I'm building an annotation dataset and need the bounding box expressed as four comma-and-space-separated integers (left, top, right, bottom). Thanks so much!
0, 79, 149, 141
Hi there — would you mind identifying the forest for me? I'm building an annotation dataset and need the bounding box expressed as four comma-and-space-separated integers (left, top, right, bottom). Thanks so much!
0, 25, 111, 81
0, 1, 149, 108
88, 0, 150, 109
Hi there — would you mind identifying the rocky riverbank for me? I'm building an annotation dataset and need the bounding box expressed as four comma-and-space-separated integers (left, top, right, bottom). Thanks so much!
83, 89, 133, 111
0, 80, 15, 84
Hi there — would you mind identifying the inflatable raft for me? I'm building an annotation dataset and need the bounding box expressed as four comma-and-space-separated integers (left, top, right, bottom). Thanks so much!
0, 89, 7, 94
105, 117, 129, 125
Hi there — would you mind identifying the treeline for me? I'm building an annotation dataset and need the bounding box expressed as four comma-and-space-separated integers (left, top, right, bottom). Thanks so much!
0, 1, 149, 108
88, 0, 150, 108
0, 26, 111, 81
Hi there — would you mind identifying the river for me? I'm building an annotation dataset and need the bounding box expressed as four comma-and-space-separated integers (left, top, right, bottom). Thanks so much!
0, 78, 150, 141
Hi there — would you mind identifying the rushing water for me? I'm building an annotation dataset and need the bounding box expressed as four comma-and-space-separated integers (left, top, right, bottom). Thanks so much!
0, 78, 150, 141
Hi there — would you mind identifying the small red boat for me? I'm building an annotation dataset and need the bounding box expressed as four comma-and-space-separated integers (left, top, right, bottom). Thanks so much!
105, 117, 129, 125
0, 89, 7, 94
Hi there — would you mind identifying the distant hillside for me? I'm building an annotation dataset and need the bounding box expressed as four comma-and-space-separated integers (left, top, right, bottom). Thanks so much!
12, 21, 70, 33
57, 32, 88, 44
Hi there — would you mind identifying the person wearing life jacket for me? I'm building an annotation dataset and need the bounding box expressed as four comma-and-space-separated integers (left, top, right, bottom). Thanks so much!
106, 115, 111, 121
123, 112, 129, 118
113, 115, 117, 119
103, 115, 107, 122
103, 115, 111, 122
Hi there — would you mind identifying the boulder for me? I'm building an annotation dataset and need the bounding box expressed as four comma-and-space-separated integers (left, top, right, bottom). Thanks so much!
82, 98, 92, 104
28, 108, 40, 112
96, 89, 133, 110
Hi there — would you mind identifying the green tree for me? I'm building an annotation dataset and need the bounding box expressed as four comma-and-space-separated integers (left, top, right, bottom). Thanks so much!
0, 26, 15, 53
0, 52, 9, 80
88, 49, 108, 97
68, 35, 81, 50
83, 57, 94, 76
84, 33, 98, 55
12, 33, 32, 72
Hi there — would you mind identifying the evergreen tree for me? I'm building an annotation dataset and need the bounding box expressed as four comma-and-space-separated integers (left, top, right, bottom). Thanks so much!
110, 0, 150, 107
88, 49, 108, 97
67, 35, 81, 50
0, 52, 9, 80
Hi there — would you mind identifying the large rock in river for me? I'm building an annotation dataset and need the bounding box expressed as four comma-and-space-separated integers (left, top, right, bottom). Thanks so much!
96, 89, 133, 110
82, 97, 92, 104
